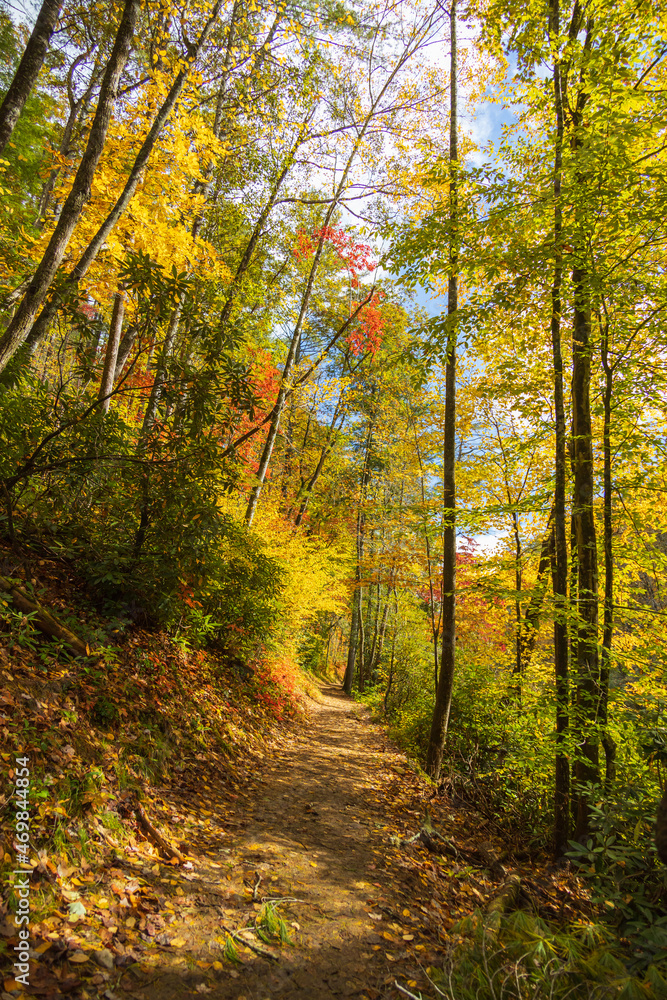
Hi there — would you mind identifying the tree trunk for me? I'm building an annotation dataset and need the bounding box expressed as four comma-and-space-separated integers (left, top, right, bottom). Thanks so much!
0, 0, 62, 156
357, 587, 366, 693
571, 262, 600, 839
343, 420, 373, 694
98, 290, 125, 413
371, 596, 390, 678
413, 417, 441, 693
344, 516, 364, 695
384, 606, 397, 714
17, 2, 266, 365
294, 408, 345, 526
139, 300, 182, 444
517, 510, 555, 672
512, 510, 523, 689
550, 0, 570, 857
36, 52, 100, 225
600, 315, 616, 790
0, 0, 138, 373
366, 577, 381, 677
243, 24, 429, 524
113, 323, 137, 382
426, 0, 458, 781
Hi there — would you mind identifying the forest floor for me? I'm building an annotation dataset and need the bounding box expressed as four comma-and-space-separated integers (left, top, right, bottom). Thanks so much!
1, 598, 588, 1000
107, 684, 453, 1000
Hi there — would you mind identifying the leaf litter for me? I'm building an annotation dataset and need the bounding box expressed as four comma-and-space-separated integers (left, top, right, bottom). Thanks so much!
1, 636, 590, 1000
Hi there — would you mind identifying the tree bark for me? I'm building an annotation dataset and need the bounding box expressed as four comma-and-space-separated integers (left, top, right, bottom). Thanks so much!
549, 0, 570, 857
0, 0, 62, 157
0, 573, 93, 659
599, 314, 616, 790
413, 417, 441, 692
98, 290, 125, 413
343, 420, 373, 694
343, 519, 364, 695
113, 323, 137, 382
357, 586, 366, 693
517, 511, 555, 673
36, 50, 100, 225
0, 0, 138, 373
294, 408, 345, 526
571, 265, 600, 839
426, 0, 458, 781
371, 594, 390, 677
139, 300, 182, 444
570, 19, 600, 840
512, 509, 523, 687
15, 2, 271, 368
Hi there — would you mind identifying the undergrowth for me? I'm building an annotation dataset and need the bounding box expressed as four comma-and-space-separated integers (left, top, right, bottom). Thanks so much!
416, 909, 667, 1000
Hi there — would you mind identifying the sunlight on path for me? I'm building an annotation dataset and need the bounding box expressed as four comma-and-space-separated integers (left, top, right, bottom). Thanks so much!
121, 685, 431, 1000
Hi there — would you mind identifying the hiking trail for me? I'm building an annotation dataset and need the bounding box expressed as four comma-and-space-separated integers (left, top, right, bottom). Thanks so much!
118, 684, 446, 1000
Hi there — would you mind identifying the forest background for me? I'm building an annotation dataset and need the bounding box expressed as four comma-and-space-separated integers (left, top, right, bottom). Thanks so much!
1, 0, 667, 991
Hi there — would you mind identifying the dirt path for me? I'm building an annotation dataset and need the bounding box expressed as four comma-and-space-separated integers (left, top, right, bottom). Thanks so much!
121, 685, 442, 1000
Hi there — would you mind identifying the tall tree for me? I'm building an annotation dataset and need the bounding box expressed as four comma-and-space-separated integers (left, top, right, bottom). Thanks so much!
426, 0, 458, 781
569, 13, 600, 841
549, 0, 570, 856
0, 0, 138, 372
0, 0, 62, 156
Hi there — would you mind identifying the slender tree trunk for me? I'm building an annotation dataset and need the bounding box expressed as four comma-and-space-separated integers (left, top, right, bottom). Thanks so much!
243, 205, 343, 525
384, 608, 397, 714
344, 513, 364, 695
98, 290, 125, 413
244, 22, 432, 524
571, 261, 600, 840
600, 316, 616, 789
139, 301, 182, 444
517, 511, 555, 671
550, 0, 570, 855
295, 409, 345, 526
413, 418, 441, 692
0, 0, 62, 156
512, 511, 523, 690
366, 577, 381, 676
343, 420, 373, 694
36, 52, 100, 225
563, 12, 599, 843
0, 0, 138, 373
357, 588, 366, 693
16, 3, 271, 367
426, 0, 458, 781
113, 323, 137, 383
372, 596, 390, 678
